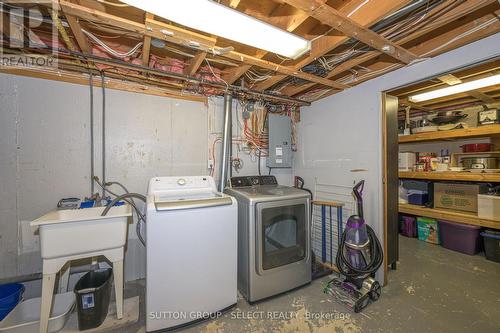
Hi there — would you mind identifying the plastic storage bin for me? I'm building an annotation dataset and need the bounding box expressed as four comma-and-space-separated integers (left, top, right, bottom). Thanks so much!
0, 292, 75, 332
408, 190, 429, 206
417, 217, 440, 244
74, 268, 113, 330
399, 215, 417, 238
402, 180, 433, 207
481, 230, 500, 263
0, 283, 25, 321
438, 220, 480, 255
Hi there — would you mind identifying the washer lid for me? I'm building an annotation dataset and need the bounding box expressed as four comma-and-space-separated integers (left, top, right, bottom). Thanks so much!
154, 192, 233, 211
225, 185, 309, 203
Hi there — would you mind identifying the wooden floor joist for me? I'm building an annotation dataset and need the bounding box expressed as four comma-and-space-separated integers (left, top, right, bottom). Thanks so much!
290, 0, 499, 98
184, 51, 208, 76
3, 0, 496, 103
141, 13, 154, 67
253, 0, 414, 92
58, 0, 348, 90
283, 0, 418, 64
0, 67, 208, 103
225, 4, 310, 85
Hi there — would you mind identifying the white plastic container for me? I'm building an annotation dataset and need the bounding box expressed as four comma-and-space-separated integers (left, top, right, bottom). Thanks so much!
478, 194, 500, 220
399, 152, 416, 171
0, 292, 75, 333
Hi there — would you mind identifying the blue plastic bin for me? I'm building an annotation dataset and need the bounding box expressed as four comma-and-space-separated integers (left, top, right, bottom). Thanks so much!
482, 230, 500, 263
0, 283, 25, 321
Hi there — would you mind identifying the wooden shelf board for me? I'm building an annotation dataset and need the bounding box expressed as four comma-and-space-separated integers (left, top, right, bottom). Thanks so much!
399, 203, 500, 229
399, 171, 500, 182
451, 151, 500, 156
398, 125, 500, 143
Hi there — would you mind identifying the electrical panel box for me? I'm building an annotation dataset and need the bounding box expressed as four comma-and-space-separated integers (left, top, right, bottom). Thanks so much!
267, 114, 292, 168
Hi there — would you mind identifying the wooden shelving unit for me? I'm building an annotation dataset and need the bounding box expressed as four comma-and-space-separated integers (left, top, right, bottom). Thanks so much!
398, 124, 500, 230
399, 203, 500, 229
399, 171, 500, 182
398, 125, 500, 143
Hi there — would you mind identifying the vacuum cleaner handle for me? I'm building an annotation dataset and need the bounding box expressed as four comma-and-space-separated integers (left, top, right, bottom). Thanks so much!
353, 180, 365, 218
294, 176, 305, 189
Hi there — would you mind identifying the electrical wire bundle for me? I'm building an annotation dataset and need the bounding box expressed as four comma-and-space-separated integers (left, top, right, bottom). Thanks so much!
243, 107, 269, 151
299, 0, 467, 88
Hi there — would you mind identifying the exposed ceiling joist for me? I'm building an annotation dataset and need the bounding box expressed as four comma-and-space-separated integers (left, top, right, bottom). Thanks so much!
142, 13, 154, 67
229, 0, 242, 8
399, 98, 433, 112
58, 0, 345, 90
467, 90, 497, 104
295, 0, 412, 68
222, 50, 349, 89
223, 64, 252, 84
3, 0, 495, 104
224, 4, 309, 85
437, 74, 462, 85
289, 0, 497, 97
224, 50, 266, 84
59, 1, 217, 48
283, 0, 418, 63
0, 67, 208, 103
63, 14, 90, 53
252, 74, 287, 91
313, 11, 500, 102
282, 54, 375, 94
254, 0, 413, 91
326, 0, 497, 82
184, 51, 207, 76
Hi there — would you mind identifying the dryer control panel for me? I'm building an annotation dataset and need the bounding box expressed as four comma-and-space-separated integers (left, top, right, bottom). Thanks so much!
230, 176, 278, 187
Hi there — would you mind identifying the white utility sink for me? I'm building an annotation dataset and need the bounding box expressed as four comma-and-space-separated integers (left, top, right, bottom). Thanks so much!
31, 205, 132, 259
32, 205, 132, 333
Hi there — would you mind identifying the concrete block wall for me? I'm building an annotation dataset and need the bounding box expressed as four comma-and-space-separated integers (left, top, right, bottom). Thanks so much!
0, 74, 293, 284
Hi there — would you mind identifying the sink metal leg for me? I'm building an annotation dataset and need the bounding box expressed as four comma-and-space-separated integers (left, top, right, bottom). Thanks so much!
40, 273, 56, 333
58, 262, 70, 293
113, 260, 124, 319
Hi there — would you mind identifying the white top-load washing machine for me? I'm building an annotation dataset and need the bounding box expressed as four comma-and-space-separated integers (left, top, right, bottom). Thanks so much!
146, 176, 237, 332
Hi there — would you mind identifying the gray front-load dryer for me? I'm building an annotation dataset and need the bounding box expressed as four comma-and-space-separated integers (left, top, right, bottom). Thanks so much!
225, 176, 311, 302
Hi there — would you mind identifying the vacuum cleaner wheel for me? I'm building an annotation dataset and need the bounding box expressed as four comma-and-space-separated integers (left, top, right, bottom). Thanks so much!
369, 281, 382, 301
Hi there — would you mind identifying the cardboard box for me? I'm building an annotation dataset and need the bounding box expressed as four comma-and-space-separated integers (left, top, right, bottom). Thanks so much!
478, 194, 500, 220
399, 152, 416, 171
434, 183, 488, 213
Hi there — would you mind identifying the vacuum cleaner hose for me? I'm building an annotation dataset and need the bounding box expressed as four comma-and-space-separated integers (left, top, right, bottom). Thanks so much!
336, 224, 383, 278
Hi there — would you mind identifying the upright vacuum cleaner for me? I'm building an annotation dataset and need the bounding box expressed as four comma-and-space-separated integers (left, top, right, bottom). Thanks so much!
324, 180, 383, 313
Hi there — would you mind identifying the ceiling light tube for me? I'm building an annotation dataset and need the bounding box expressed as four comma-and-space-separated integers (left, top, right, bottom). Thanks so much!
120, 0, 311, 59
409, 74, 500, 102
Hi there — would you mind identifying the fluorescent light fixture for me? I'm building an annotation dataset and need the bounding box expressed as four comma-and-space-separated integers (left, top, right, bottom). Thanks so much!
121, 0, 311, 59
409, 74, 500, 102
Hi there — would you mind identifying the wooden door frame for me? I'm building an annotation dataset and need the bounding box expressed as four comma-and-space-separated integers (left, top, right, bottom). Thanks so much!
382, 92, 389, 286
381, 92, 399, 286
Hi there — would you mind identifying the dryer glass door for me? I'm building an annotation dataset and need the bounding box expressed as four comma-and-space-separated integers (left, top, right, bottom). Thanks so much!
258, 201, 307, 271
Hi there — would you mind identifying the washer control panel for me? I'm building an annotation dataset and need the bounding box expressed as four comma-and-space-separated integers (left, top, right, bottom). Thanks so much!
230, 176, 278, 187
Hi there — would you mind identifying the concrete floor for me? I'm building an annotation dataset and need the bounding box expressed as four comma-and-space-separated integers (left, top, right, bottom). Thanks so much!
114, 236, 500, 333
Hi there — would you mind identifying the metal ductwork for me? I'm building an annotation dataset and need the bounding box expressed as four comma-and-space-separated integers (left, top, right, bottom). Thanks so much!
219, 93, 233, 191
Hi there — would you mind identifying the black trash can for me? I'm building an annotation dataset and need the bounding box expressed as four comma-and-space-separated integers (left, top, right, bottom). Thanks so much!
74, 268, 113, 330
